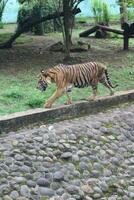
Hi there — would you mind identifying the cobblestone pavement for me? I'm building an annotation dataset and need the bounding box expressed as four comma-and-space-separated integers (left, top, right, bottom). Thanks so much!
0, 104, 134, 200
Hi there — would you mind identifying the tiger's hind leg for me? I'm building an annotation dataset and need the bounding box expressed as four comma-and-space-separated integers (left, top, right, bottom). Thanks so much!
65, 92, 72, 105
88, 83, 98, 101
99, 78, 114, 96
65, 85, 73, 105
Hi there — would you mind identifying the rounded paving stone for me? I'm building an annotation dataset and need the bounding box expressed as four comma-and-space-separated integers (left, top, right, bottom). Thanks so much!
53, 171, 64, 181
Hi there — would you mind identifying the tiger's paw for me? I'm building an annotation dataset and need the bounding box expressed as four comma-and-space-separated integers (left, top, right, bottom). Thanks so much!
65, 99, 72, 105
88, 96, 96, 101
110, 91, 114, 96
44, 102, 52, 108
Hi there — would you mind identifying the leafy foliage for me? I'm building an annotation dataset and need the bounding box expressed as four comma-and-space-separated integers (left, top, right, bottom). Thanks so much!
17, 0, 63, 34
116, 0, 134, 7
91, 0, 110, 25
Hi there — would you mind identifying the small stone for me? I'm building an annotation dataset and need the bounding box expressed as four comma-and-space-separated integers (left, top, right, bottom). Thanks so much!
34, 137, 43, 142
20, 185, 31, 198
81, 185, 93, 194
36, 178, 50, 187
3, 196, 13, 200
99, 181, 109, 192
66, 185, 79, 195
10, 191, 19, 199
93, 186, 102, 194
20, 165, 31, 173
60, 152, 72, 159
39, 187, 55, 197
56, 188, 65, 195
27, 180, 36, 187
72, 154, 79, 162
61, 193, 71, 200
53, 171, 64, 181
128, 186, 134, 192
12, 140, 19, 146
93, 193, 102, 198
14, 154, 24, 161
129, 157, 134, 164
79, 162, 89, 170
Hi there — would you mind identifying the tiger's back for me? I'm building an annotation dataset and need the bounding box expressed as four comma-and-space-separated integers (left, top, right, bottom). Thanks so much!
52, 62, 106, 88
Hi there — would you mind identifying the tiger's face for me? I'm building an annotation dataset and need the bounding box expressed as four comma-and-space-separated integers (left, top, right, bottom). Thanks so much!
37, 70, 51, 92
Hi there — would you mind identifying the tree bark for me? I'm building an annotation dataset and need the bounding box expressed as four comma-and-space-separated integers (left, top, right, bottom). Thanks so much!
63, 0, 71, 59
0, 8, 81, 49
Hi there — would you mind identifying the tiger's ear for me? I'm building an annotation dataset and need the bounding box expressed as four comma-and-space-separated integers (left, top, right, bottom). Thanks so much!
41, 69, 47, 77
41, 69, 45, 74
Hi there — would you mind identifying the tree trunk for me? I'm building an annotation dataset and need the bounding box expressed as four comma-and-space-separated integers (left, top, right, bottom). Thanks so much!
63, 0, 72, 60
0, 8, 81, 49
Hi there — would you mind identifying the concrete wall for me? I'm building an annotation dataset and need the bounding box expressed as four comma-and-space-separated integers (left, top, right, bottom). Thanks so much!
2, 0, 119, 23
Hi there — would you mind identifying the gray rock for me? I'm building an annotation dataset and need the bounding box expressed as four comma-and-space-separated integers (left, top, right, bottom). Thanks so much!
53, 171, 64, 181
79, 162, 89, 170
14, 177, 26, 184
10, 191, 19, 199
14, 154, 24, 161
3, 196, 13, 200
27, 180, 36, 187
60, 152, 72, 159
0, 170, 8, 177
66, 185, 79, 195
34, 137, 43, 142
36, 178, 50, 187
72, 154, 79, 162
39, 187, 55, 197
61, 193, 71, 200
56, 188, 65, 195
99, 181, 109, 192
128, 186, 134, 192
128, 192, 134, 199
93, 186, 102, 194
20, 185, 31, 198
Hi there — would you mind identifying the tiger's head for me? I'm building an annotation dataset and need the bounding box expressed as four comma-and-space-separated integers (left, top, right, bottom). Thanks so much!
37, 69, 52, 92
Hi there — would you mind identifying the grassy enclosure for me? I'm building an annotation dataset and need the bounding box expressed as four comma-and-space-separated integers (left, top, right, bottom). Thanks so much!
0, 23, 134, 116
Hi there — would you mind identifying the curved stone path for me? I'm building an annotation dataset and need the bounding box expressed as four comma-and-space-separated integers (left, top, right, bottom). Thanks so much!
0, 104, 134, 200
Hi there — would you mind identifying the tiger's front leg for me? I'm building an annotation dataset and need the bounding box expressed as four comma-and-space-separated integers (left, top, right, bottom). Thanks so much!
45, 88, 63, 108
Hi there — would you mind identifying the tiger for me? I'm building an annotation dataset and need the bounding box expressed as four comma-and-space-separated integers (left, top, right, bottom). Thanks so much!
37, 62, 118, 108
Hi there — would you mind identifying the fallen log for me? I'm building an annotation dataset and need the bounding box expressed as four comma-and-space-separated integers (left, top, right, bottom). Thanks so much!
79, 24, 123, 38
0, 8, 81, 49
79, 26, 99, 37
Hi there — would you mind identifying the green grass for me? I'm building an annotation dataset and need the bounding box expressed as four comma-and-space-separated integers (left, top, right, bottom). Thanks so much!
0, 22, 4, 29
0, 65, 133, 116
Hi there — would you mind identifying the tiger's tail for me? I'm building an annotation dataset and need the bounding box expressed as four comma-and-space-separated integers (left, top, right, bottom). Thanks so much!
105, 69, 118, 88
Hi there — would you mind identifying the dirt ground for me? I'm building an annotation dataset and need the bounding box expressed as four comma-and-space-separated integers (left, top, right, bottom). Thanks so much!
0, 31, 134, 76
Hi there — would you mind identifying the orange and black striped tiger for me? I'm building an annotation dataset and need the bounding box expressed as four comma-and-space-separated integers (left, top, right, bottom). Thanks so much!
37, 62, 118, 108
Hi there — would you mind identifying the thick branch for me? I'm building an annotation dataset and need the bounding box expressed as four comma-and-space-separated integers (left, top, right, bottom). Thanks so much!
0, 8, 81, 49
